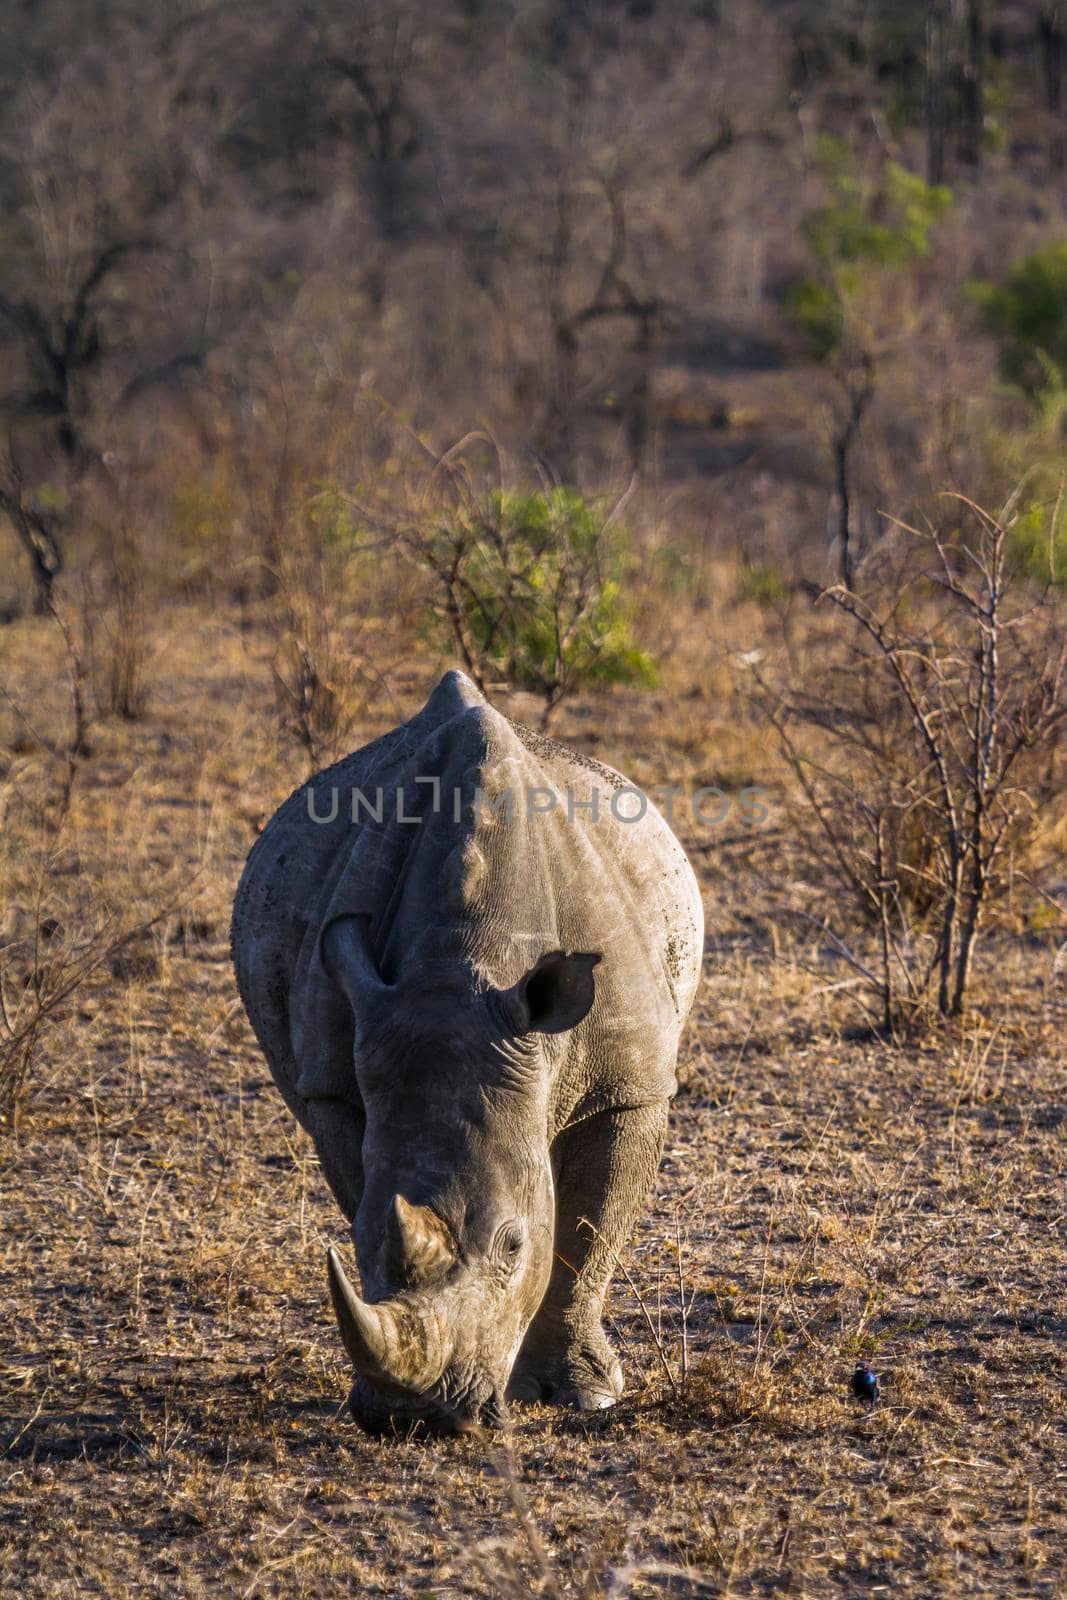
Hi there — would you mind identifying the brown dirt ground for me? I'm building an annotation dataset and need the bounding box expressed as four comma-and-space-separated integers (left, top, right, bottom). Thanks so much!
1, 608, 1064, 1598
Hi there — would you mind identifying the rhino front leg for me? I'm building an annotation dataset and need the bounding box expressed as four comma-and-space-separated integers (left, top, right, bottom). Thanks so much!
510, 1101, 669, 1411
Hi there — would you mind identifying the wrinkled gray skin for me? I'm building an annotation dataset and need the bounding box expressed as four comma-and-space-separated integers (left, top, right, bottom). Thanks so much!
231, 671, 703, 1435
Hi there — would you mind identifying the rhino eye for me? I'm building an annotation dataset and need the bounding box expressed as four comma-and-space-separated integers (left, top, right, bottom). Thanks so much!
497, 1224, 524, 1264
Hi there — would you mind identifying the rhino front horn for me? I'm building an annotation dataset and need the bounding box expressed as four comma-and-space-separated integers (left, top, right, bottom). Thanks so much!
326, 1247, 450, 1391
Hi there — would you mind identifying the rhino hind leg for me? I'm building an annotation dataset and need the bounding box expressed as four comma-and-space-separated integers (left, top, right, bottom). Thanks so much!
509, 1102, 669, 1412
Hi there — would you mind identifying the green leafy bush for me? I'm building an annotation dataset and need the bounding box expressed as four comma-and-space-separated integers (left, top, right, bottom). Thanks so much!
972, 244, 1067, 401
788, 140, 952, 359
1004, 493, 1067, 586
651, 542, 700, 596
419, 488, 657, 726
737, 559, 787, 604
785, 278, 843, 361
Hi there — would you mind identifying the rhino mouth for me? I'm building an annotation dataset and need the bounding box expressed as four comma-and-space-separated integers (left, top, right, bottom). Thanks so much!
327, 1246, 509, 1437
347, 1375, 507, 1438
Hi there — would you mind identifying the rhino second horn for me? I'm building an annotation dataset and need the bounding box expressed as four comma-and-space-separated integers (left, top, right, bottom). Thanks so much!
326, 1247, 450, 1391
387, 1194, 457, 1283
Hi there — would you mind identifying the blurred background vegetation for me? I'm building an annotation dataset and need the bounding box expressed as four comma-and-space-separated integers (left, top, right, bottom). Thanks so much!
2, 0, 1067, 621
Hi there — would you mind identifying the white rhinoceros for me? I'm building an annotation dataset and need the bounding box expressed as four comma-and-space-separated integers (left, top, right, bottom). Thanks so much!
231, 670, 703, 1433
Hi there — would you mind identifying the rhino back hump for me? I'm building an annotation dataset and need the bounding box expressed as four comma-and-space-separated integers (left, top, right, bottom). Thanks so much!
231, 673, 703, 1124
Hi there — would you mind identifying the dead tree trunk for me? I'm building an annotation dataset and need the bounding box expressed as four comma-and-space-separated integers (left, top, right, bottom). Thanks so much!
958, 0, 984, 166
832, 360, 874, 591
0, 484, 62, 615
626, 306, 656, 475
926, 2, 950, 186
1039, 5, 1066, 172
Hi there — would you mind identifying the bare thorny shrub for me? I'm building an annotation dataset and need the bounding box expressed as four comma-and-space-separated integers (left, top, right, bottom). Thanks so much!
0, 744, 206, 1123
1, 843, 126, 1127
0, 599, 90, 831
79, 525, 154, 721
753, 494, 1066, 1031
0, 778, 187, 1128
0, 585, 182, 1126
208, 367, 390, 771
267, 504, 380, 774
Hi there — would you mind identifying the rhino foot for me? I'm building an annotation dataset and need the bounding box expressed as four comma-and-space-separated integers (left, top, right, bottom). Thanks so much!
509, 1331, 624, 1412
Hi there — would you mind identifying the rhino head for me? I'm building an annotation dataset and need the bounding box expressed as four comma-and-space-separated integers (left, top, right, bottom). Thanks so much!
320, 914, 601, 1435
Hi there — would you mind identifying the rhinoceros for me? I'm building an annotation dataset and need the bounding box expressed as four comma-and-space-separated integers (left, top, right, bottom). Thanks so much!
231, 670, 703, 1434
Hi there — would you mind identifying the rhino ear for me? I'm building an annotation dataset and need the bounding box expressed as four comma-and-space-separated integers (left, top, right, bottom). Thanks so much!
320, 914, 389, 1013
504, 950, 601, 1036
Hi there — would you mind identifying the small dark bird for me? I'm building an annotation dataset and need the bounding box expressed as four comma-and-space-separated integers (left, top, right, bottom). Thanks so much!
851, 1360, 880, 1408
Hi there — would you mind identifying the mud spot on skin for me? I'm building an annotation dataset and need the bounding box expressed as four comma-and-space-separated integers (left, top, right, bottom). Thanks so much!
664, 933, 683, 983
505, 717, 627, 794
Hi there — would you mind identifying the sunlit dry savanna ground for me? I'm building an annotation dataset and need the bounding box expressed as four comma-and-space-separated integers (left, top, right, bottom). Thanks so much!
1, 599, 1065, 1599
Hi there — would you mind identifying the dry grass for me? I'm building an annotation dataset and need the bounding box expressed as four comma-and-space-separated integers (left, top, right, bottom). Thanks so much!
0, 602, 1064, 1598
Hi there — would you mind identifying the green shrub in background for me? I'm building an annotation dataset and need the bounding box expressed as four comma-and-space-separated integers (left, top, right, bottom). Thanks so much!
418, 487, 657, 728
304, 485, 362, 551
785, 141, 952, 588
651, 542, 701, 597
972, 244, 1067, 403
737, 559, 787, 604
787, 140, 953, 359
1004, 492, 1067, 586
